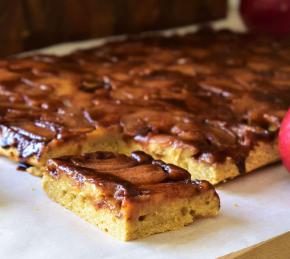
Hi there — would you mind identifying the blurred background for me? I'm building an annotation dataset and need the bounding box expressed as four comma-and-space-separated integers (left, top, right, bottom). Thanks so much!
1, 0, 290, 56
0, 0, 228, 56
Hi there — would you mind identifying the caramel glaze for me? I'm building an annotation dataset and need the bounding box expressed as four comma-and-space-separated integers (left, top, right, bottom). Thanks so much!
47, 151, 213, 210
47, 151, 216, 219
1, 29, 290, 173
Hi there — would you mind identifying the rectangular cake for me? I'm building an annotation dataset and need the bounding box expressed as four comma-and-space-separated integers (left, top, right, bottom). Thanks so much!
0, 29, 289, 183
42, 151, 220, 240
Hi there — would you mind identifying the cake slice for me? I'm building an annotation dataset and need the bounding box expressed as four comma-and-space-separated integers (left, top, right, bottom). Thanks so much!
42, 151, 220, 240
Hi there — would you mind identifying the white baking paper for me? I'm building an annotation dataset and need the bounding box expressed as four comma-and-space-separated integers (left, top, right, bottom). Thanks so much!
1, 2, 290, 258
1, 159, 290, 259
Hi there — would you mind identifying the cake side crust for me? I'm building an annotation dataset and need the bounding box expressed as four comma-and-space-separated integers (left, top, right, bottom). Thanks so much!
130, 140, 279, 184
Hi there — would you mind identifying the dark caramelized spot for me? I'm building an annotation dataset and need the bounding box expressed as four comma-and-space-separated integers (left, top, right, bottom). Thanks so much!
138, 215, 146, 221
85, 151, 115, 160
162, 163, 191, 181
235, 157, 246, 175
151, 160, 190, 180
131, 151, 153, 164
17, 161, 32, 171
80, 78, 110, 93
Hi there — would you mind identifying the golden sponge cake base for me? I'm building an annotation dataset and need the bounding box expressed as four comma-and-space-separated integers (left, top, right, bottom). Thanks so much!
42, 173, 219, 241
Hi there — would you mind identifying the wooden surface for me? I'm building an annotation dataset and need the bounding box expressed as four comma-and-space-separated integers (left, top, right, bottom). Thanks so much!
219, 231, 290, 259
0, 0, 227, 56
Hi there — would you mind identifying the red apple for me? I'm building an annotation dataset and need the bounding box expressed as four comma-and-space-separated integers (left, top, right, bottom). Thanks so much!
279, 109, 290, 172
240, 0, 290, 36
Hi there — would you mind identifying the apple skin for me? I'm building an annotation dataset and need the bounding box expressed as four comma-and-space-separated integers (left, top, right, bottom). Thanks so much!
279, 109, 290, 172
240, 0, 290, 36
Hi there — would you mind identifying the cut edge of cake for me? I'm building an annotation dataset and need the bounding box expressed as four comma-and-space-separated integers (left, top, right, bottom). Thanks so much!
131, 139, 280, 185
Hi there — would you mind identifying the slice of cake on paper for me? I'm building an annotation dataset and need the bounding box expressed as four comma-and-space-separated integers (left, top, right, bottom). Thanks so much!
42, 151, 220, 240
